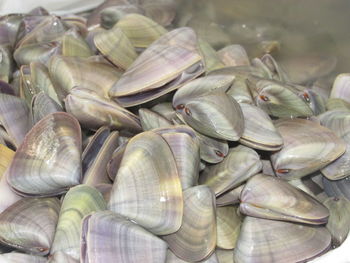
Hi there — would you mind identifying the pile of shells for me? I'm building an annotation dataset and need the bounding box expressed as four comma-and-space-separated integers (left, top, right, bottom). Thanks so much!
0, 1, 350, 263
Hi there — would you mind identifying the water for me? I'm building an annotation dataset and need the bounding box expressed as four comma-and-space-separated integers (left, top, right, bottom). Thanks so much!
175, 0, 350, 79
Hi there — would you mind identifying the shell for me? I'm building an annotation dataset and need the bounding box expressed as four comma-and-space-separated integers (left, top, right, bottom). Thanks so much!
0, 45, 14, 83
83, 131, 119, 186
100, 5, 144, 29
31, 92, 63, 124
165, 250, 219, 263
217, 45, 250, 67
108, 131, 183, 235
216, 206, 241, 249
323, 176, 350, 201
323, 197, 350, 247
50, 185, 107, 260
234, 217, 331, 263
239, 103, 283, 151
319, 110, 350, 180
0, 93, 32, 147
329, 73, 350, 104
271, 118, 346, 180
216, 185, 244, 207
7, 112, 82, 196
81, 211, 168, 263
139, 108, 173, 131
163, 185, 216, 262
198, 38, 225, 72
0, 252, 47, 263
94, 26, 137, 69
109, 27, 204, 107
247, 77, 314, 118
199, 145, 262, 196
65, 87, 141, 132
115, 14, 167, 48
154, 126, 200, 190
240, 174, 329, 225
49, 55, 122, 101
0, 198, 60, 255
0, 145, 14, 177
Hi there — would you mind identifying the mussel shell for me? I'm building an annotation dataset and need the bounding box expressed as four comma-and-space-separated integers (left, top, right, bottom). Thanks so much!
216, 185, 244, 207
234, 217, 331, 263
7, 112, 82, 196
139, 108, 173, 131
217, 44, 250, 67
81, 211, 168, 263
31, 92, 63, 124
216, 206, 241, 249
240, 174, 329, 225
0, 252, 46, 263
0, 197, 60, 255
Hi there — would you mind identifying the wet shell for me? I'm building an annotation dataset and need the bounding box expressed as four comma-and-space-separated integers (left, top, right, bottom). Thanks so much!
199, 145, 262, 196
271, 118, 346, 180
81, 211, 168, 263
7, 112, 82, 196
330, 73, 350, 104
108, 131, 183, 235
139, 108, 173, 131
234, 217, 331, 263
217, 45, 250, 67
240, 174, 329, 224
0, 198, 60, 255
216, 206, 241, 249
163, 185, 216, 262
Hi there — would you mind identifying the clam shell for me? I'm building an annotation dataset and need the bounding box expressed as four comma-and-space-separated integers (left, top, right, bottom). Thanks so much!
234, 217, 331, 263
100, 5, 144, 29
163, 185, 216, 262
326, 98, 350, 111
216, 184, 244, 207
7, 112, 82, 196
49, 55, 122, 100
239, 103, 283, 151
81, 211, 168, 263
106, 142, 126, 181
217, 44, 250, 67
299, 88, 326, 115
330, 73, 350, 104
14, 41, 61, 67
173, 75, 234, 105
0, 94, 32, 147
50, 185, 107, 260
139, 108, 173, 131
151, 102, 177, 121
82, 126, 110, 175
261, 53, 290, 82
0, 252, 46, 263
176, 91, 244, 141
60, 30, 92, 58
142, 0, 176, 27
166, 249, 219, 263
271, 118, 346, 180
198, 38, 225, 72
319, 110, 350, 180
116, 13, 167, 48
154, 126, 200, 190
0, 197, 60, 255
196, 132, 229, 163
30, 62, 61, 106
199, 145, 262, 196
216, 206, 241, 249
65, 88, 141, 132
323, 197, 350, 247
108, 131, 183, 235
216, 249, 234, 263
47, 251, 79, 263
109, 27, 204, 107
31, 92, 63, 124
83, 131, 119, 186
94, 26, 137, 69
240, 174, 329, 225
247, 77, 314, 118
323, 176, 350, 201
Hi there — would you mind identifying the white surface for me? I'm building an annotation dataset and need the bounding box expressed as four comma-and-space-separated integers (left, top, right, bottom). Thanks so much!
0, 0, 104, 15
